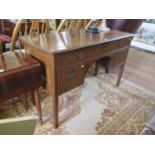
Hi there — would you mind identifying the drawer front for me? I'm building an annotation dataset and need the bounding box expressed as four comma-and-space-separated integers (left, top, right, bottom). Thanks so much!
59, 38, 131, 69
59, 63, 88, 94
111, 48, 129, 67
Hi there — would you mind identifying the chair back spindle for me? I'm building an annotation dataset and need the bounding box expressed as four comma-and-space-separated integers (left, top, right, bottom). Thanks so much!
56, 19, 87, 32
10, 19, 50, 51
85, 19, 103, 30
30, 19, 40, 37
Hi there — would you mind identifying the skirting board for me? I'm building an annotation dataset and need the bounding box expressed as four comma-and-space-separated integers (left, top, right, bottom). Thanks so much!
131, 40, 155, 53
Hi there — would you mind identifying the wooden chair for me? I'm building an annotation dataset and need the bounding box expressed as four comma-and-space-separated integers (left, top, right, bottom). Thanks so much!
0, 51, 43, 124
10, 19, 50, 51
56, 19, 88, 32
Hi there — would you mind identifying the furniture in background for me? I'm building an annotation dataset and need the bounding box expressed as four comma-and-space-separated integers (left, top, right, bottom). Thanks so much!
0, 19, 18, 37
0, 19, 50, 52
95, 19, 144, 74
23, 29, 133, 128
0, 19, 50, 37
10, 19, 50, 88
0, 33, 11, 52
0, 20, 21, 51
56, 19, 98, 32
56, 19, 86, 32
0, 51, 43, 123
85, 19, 103, 30
56, 19, 105, 32
0, 19, 50, 120
106, 19, 144, 34
10, 19, 49, 51
0, 116, 37, 135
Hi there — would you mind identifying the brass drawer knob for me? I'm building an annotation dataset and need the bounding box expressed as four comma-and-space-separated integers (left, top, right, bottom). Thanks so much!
81, 64, 85, 68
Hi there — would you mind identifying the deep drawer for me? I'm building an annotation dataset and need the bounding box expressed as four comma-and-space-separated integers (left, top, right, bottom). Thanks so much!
59, 63, 88, 94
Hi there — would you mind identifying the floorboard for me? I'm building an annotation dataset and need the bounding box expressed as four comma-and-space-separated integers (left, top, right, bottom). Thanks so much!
122, 47, 155, 93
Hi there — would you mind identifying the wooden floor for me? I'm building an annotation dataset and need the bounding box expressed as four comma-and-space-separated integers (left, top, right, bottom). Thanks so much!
122, 47, 155, 93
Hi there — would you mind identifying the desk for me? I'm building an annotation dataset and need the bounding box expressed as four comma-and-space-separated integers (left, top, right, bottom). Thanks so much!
23, 29, 133, 128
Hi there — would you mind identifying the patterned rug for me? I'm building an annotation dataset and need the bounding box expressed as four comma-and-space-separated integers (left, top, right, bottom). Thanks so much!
0, 66, 155, 135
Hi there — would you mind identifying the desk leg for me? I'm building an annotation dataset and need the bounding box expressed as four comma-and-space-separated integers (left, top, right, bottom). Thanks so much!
116, 64, 124, 87
46, 75, 59, 129
52, 94, 58, 128
45, 57, 59, 129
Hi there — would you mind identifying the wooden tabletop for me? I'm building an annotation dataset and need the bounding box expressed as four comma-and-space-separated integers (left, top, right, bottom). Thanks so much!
23, 29, 134, 54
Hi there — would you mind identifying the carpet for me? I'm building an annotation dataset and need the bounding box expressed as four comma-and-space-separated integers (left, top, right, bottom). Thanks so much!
0, 66, 155, 135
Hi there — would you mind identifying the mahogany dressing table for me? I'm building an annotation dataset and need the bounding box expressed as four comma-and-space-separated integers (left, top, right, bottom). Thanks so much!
23, 29, 134, 128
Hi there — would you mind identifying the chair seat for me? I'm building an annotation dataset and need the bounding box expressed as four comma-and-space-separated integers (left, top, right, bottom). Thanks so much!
0, 50, 42, 102
0, 34, 11, 43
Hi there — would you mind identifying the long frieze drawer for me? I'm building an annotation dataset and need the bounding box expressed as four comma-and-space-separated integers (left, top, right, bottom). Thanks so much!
58, 38, 131, 69
59, 64, 88, 94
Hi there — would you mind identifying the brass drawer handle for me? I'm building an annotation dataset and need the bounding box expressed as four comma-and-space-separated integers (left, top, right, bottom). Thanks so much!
81, 64, 85, 68
68, 73, 76, 81
78, 52, 84, 60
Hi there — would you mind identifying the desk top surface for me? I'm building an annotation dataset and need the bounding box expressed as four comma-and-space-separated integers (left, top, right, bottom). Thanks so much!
23, 29, 134, 54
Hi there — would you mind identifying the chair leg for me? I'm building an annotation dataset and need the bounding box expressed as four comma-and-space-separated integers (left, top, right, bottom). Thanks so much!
94, 63, 98, 76
34, 89, 43, 124
116, 64, 124, 87
23, 94, 28, 111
